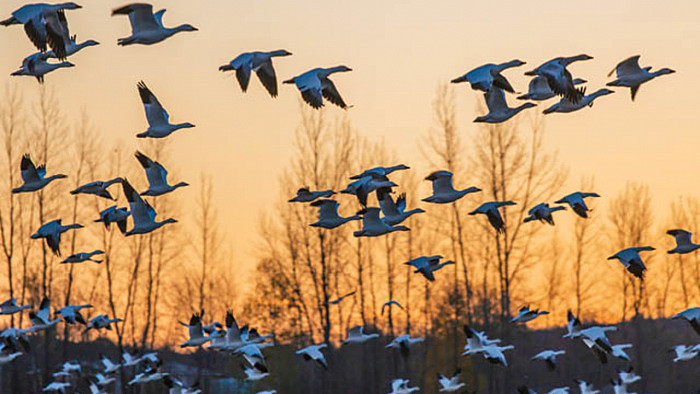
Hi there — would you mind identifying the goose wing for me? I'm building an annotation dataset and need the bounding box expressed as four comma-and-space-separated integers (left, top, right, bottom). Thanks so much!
112, 3, 159, 34
377, 187, 400, 217
44, 10, 70, 60
135, 151, 167, 187
231, 53, 253, 92
610, 55, 642, 78
484, 87, 508, 113
256, 58, 279, 97
37, 297, 51, 323
122, 179, 152, 225
668, 229, 692, 245
137, 81, 169, 127
321, 78, 347, 109
188, 313, 203, 339
20, 154, 40, 183
24, 14, 48, 53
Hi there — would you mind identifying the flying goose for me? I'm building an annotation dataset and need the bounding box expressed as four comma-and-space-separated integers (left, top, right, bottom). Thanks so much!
353, 207, 409, 237
343, 326, 379, 345
523, 203, 566, 225
611, 343, 633, 361
451, 59, 526, 93
607, 246, 655, 280
95, 206, 130, 234
469, 201, 516, 233
94, 373, 115, 388
437, 369, 465, 392
474, 87, 536, 123
11, 52, 73, 83
0, 327, 31, 352
381, 300, 404, 315
61, 250, 105, 264
288, 187, 335, 203
543, 88, 614, 114
85, 314, 122, 331
555, 192, 599, 218
350, 164, 409, 180
296, 344, 328, 370
129, 367, 169, 385
672, 307, 700, 335
388, 378, 419, 394
518, 76, 586, 101
531, 349, 566, 371
135, 81, 195, 138
580, 326, 617, 356
404, 255, 454, 282
220, 50, 292, 97
0, 349, 22, 366
422, 171, 481, 204
31, 219, 83, 256
0, 298, 32, 315
481, 344, 514, 366
135, 151, 189, 195
525, 54, 593, 104
42, 381, 71, 393
112, 3, 197, 46
563, 310, 582, 339
12, 154, 67, 193
283, 66, 352, 109
121, 179, 177, 235
29, 297, 60, 332
574, 380, 600, 394
462, 325, 501, 355
326, 291, 356, 305
309, 199, 360, 229
617, 367, 641, 386
60, 360, 82, 374
71, 178, 123, 200
376, 187, 424, 226
243, 363, 269, 381
510, 305, 549, 323
607, 56, 675, 101
666, 229, 700, 254
341, 175, 396, 207
55, 303, 92, 324
386, 334, 425, 357
45, 34, 98, 59
671, 344, 699, 362
236, 343, 270, 373
179, 312, 212, 348
100, 354, 121, 374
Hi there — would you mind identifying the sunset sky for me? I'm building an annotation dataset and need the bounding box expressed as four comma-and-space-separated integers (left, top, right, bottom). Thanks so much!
0, 0, 698, 285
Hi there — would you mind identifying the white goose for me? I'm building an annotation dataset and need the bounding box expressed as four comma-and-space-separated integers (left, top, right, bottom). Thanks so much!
341, 175, 396, 207
45, 34, 98, 59
288, 187, 335, 203
135, 151, 189, 195
236, 343, 270, 372
618, 367, 641, 386
343, 326, 379, 345
0, 3, 82, 58
243, 363, 269, 381
563, 310, 582, 338
451, 59, 526, 93
531, 349, 565, 370
135, 81, 195, 138
404, 255, 454, 282
121, 179, 177, 236
607, 56, 674, 101
469, 201, 516, 233
386, 334, 424, 357
574, 380, 599, 394
377, 187, 424, 226
309, 199, 360, 229
42, 381, 71, 393
462, 325, 501, 355
283, 66, 352, 109
31, 219, 83, 256
55, 303, 92, 325
29, 297, 61, 332
607, 246, 655, 280
100, 354, 121, 374
666, 229, 700, 254
525, 54, 593, 104
179, 312, 212, 348
523, 203, 566, 225
543, 88, 614, 114
422, 171, 481, 204
474, 87, 536, 123
671, 344, 699, 362
510, 305, 549, 323
11, 52, 73, 83
296, 344, 328, 370
12, 154, 67, 193
129, 368, 169, 385
112, 3, 197, 46
579, 326, 617, 356
611, 343, 633, 361
555, 192, 600, 218
0, 298, 32, 315
95, 206, 130, 234
437, 369, 466, 392
518, 76, 586, 101
481, 344, 514, 366
388, 378, 419, 394
0, 348, 22, 365
71, 178, 123, 200
351, 164, 410, 180
353, 207, 409, 237
61, 250, 104, 264
220, 50, 292, 97
0, 327, 31, 352
94, 373, 115, 388
85, 314, 122, 331
121, 351, 143, 367
672, 307, 700, 335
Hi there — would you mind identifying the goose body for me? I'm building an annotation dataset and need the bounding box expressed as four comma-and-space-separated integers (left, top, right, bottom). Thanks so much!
350, 164, 409, 180
377, 187, 424, 226
220, 50, 292, 97
135, 151, 189, 195
607, 246, 654, 280
341, 174, 396, 207
95, 206, 130, 234
61, 250, 104, 264
423, 171, 481, 204
475, 87, 536, 123
666, 229, 700, 254
671, 344, 699, 362
510, 305, 549, 323
100, 355, 121, 373
283, 66, 352, 109
343, 325, 379, 345
0, 298, 32, 315
95, 373, 115, 388
112, 3, 197, 46
71, 178, 122, 200
672, 307, 700, 335
404, 255, 454, 282
288, 187, 334, 203
309, 199, 360, 229
611, 343, 633, 361
580, 326, 617, 355
462, 325, 501, 355
469, 201, 516, 233
543, 88, 614, 114
482, 344, 514, 366
29, 297, 60, 332
296, 344, 328, 370
353, 207, 409, 237
45, 35, 98, 58
85, 314, 122, 331
121, 179, 177, 235
386, 334, 425, 357
574, 380, 599, 394
523, 202, 566, 225
607, 56, 674, 101
12, 154, 67, 193
389, 379, 419, 394
129, 369, 169, 385
531, 349, 565, 370
243, 364, 269, 381
135, 81, 195, 138
11, 52, 73, 83
0, 327, 31, 352
518, 76, 586, 101
437, 369, 465, 392
451, 59, 526, 93
555, 191, 600, 218
179, 312, 212, 348
525, 54, 593, 104
56, 303, 92, 324
31, 219, 83, 256
0, 351, 22, 365
43, 381, 71, 393
618, 368, 641, 386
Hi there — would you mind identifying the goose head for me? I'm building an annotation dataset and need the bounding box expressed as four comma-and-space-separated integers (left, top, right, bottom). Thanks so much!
653, 67, 675, 76
562, 54, 593, 65
59, 2, 82, 10
174, 24, 199, 33
173, 181, 189, 189
80, 39, 100, 48
175, 122, 196, 130
282, 77, 296, 84
514, 102, 536, 113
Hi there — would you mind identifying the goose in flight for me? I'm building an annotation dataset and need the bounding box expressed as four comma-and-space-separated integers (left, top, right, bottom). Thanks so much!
29, 297, 60, 332
543, 88, 614, 115
236, 343, 271, 373
121, 351, 143, 367
296, 344, 328, 370
523, 203, 566, 225
423, 171, 481, 204
474, 87, 536, 123
617, 367, 641, 386
288, 187, 335, 203
462, 325, 501, 355
95, 206, 130, 234
451, 59, 526, 93
0, 327, 31, 352
518, 76, 586, 101
404, 255, 454, 282
666, 229, 700, 254
326, 291, 356, 305
112, 3, 197, 46
45, 34, 98, 59
220, 50, 292, 97
386, 334, 425, 358
469, 201, 516, 233
71, 178, 123, 200
574, 380, 599, 394
135, 151, 189, 196
61, 250, 104, 264
607, 246, 655, 280
510, 306, 549, 323
580, 325, 617, 356
343, 325, 379, 345
607, 56, 674, 101
377, 187, 424, 226
12, 154, 66, 193
388, 378, 419, 394
671, 344, 699, 362
555, 192, 599, 218
243, 363, 269, 381
563, 310, 582, 339
525, 54, 593, 104
437, 369, 465, 392
135, 81, 195, 138
100, 354, 121, 374
179, 312, 212, 348
42, 381, 71, 393
85, 314, 122, 331
381, 300, 404, 315
341, 174, 396, 207
0, 349, 22, 366
55, 303, 92, 324
481, 344, 514, 366
31, 219, 83, 256
283, 66, 352, 109
353, 207, 409, 237
672, 307, 700, 335
129, 367, 169, 386
309, 199, 360, 229
350, 164, 409, 180
94, 373, 115, 388
122, 178, 177, 235
531, 349, 565, 371
11, 52, 73, 83
611, 343, 633, 361
0, 298, 32, 315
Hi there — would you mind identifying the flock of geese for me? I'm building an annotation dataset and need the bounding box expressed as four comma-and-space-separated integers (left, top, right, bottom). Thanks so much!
0, 1, 695, 394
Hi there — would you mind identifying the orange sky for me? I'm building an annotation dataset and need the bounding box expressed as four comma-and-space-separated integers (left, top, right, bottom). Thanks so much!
0, 0, 698, 286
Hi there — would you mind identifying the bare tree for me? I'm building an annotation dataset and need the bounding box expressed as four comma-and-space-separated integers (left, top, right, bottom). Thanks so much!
571, 176, 599, 318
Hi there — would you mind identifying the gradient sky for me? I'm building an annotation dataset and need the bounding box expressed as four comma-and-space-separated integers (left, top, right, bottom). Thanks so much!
0, 0, 698, 285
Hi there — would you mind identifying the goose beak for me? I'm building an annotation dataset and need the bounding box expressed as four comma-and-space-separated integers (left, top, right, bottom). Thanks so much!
282, 78, 294, 84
